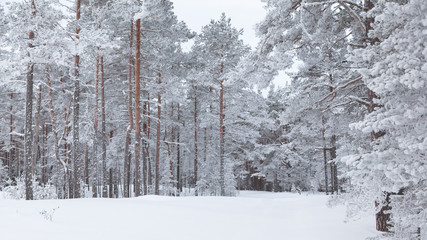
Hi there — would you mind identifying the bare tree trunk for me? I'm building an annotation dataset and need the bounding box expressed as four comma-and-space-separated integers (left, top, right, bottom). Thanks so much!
100, 56, 108, 198
219, 63, 225, 196
170, 104, 175, 191
92, 55, 99, 198
124, 130, 131, 197
330, 135, 338, 194
31, 84, 42, 176
72, 0, 82, 199
46, 67, 68, 196
142, 86, 148, 195
155, 73, 162, 195
16, 141, 20, 178
141, 50, 152, 195
109, 168, 113, 198
176, 104, 181, 194
84, 142, 89, 189
25, 0, 36, 200
321, 115, 329, 195
124, 20, 134, 198
193, 86, 198, 196
41, 124, 46, 185
134, 18, 142, 197
147, 96, 152, 191
9, 93, 15, 179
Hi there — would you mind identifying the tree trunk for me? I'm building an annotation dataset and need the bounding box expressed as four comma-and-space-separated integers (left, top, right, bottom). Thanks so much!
321, 115, 329, 195
109, 168, 113, 198
100, 56, 108, 198
219, 63, 225, 196
155, 72, 162, 195
141, 64, 150, 196
92, 55, 99, 198
124, 19, 134, 198
124, 130, 131, 198
31, 84, 42, 176
330, 135, 338, 194
72, 0, 82, 199
9, 93, 15, 179
193, 86, 198, 196
46, 67, 68, 196
146, 96, 152, 192
134, 18, 142, 197
84, 142, 89, 189
176, 104, 181, 194
170, 104, 175, 191
24, 0, 36, 200
41, 124, 46, 185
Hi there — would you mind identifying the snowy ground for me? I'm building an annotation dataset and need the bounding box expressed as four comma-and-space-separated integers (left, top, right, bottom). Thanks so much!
0, 191, 378, 240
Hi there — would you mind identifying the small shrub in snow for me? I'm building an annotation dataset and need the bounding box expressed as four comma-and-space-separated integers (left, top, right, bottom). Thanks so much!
39, 207, 59, 222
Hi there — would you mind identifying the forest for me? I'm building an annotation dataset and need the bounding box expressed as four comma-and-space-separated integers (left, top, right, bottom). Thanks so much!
0, 0, 425, 239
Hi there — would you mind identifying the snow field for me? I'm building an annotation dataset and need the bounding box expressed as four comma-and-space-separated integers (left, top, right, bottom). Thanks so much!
0, 191, 377, 240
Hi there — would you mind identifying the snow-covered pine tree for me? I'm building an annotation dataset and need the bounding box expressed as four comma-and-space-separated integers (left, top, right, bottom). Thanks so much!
345, 0, 427, 238
192, 13, 250, 196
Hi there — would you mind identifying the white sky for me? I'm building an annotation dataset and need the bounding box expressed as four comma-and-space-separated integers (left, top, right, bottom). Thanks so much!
172, 0, 266, 49
172, 0, 293, 90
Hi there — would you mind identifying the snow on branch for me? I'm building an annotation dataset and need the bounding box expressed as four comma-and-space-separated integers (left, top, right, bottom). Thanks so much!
316, 76, 362, 103
337, 1, 366, 33
347, 95, 370, 107
302, 0, 339, 7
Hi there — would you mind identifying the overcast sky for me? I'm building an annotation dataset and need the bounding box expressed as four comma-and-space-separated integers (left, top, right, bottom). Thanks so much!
172, 0, 292, 89
172, 0, 267, 49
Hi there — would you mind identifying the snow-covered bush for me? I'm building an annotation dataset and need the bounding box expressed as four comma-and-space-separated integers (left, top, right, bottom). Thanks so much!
3, 178, 57, 200
3, 178, 26, 200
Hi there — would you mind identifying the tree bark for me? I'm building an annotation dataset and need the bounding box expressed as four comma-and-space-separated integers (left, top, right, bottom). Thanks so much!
321, 115, 329, 195
193, 86, 198, 196
46, 67, 68, 196
100, 56, 108, 198
72, 0, 82, 199
134, 18, 142, 197
31, 84, 42, 176
92, 55, 99, 198
219, 63, 225, 196
124, 19, 134, 198
176, 104, 181, 194
41, 124, 46, 185
330, 135, 338, 194
25, 0, 36, 200
9, 93, 15, 179
155, 72, 162, 195
84, 142, 89, 189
